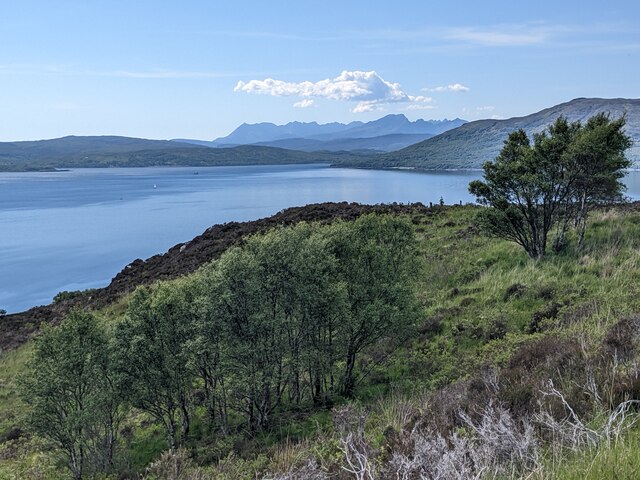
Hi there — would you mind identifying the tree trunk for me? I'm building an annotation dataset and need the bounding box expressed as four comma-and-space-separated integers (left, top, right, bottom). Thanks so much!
255, 383, 271, 430
69, 447, 83, 480
167, 414, 178, 450
313, 368, 323, 405
341, 347, 357, 397
577, 191, 588, 250
553, 210, 572, 253
180, 401, 190, 442
104, 418, 117, 471
218, 377, 229, 434
201, 369, 217, 430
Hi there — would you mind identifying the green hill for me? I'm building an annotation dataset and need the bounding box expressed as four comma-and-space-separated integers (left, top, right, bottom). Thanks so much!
0, 136, 361, 171
3, 202, 640, 478
348, 98, 640, 169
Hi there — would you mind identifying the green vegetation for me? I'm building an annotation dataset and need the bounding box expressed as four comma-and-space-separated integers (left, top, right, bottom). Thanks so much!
21, 311, 123, 480
345, 97, 640, 169
4, 214, 418, 478
545, 428, 640, 479
0, 344, 31, 433
0, 136, 365, 171
53, 289, 99, 304
2, 202, 640, 478
470, 114, 632, 258
110, 216, 417, 443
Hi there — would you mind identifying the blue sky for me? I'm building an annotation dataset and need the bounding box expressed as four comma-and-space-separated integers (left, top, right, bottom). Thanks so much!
0, 0, 638, 141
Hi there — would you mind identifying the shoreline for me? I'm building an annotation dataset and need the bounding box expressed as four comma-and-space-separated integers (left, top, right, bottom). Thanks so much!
0, 201, 439, 352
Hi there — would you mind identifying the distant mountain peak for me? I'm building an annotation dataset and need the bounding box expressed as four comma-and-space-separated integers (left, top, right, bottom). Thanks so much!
210, 115, 467, 147
380, 113, 409, 119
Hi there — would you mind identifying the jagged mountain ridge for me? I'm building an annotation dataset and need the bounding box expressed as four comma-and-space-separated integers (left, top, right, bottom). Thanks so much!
174, 115, 466, 151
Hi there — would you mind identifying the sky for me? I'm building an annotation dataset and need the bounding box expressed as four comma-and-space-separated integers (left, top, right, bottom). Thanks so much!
0, 0, 638, 141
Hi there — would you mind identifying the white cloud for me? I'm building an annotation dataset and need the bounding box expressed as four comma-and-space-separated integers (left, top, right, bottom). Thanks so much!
352, 102, 383, 113
409, 95, 432, 102
406, 104, 437, 111
234, 70, 432, 113
462, 105, 501, 119
107, 70, 233, 78
293, 99, 315, 108
423, 83, 469, 93
446, 26, 549, 46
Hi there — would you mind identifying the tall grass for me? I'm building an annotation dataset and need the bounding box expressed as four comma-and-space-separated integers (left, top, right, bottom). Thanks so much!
5, 205, 640, 477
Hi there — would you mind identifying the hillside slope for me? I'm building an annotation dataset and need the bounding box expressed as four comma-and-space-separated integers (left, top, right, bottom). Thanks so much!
0, 202, 429, 351
251, 132, 435, 152
0, 138, 362, 171
357, 98, 640, 169
0, 135, 198, 159
3, 202, 640, 479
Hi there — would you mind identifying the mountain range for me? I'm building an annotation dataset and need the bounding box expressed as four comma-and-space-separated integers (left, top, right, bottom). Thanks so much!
1, 98, 638, 172
174, 115, 467, 153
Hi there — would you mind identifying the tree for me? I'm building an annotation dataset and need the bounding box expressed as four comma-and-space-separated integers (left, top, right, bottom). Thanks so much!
188, 268, 231, 433
565, 113, 632, 249
106, 215, 420, 440
469, 121, 575, 259
469, 115, 632, 258
327, 214, 419, 396
205, 223, 345, 430
113, 281, 198, 449
21, 310, 122, 480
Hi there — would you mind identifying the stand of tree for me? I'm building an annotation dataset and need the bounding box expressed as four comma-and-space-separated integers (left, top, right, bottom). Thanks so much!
469, 114, 632, 258
20, 214, 420, 479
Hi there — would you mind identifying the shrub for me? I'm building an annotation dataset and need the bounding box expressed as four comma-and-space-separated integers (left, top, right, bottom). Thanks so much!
499, 337, 585, 416
52, 288, 97, 303
603, 316, 640, 362
144, 449, 208, 480
503, 283, 527, 301
527, 302, 563, 333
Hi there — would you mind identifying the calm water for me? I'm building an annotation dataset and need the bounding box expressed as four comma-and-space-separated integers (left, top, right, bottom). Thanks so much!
2, 165, 640, 313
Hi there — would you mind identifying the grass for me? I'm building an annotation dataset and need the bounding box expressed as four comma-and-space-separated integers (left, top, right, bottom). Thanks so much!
0, 343, 31, 434
4, 203, 640, 478
540, 428, 640, 479
127, 421, 168, 472
392, 205, 640, 391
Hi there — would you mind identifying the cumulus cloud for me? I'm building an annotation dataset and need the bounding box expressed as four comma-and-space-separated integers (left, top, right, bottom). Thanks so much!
423, 83, 470, 93
352, 101, 384, 113
234, 70, 432, 113
293, 99, 315, 108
